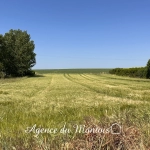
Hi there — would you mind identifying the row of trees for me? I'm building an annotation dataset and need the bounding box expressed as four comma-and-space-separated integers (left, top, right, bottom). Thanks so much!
109, 59, 150, 79
0, 29, 36, 77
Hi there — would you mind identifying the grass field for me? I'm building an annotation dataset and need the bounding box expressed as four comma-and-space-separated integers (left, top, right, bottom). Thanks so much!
34, 68, 111, 74
0, 69, 150, 149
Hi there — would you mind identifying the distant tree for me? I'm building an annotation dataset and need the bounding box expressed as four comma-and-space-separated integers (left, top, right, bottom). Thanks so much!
109, 67, 147, 78
146, 59, 150, 79
1, 29, 36, 76
0, 34, 5, 71
0, 35, 5, 78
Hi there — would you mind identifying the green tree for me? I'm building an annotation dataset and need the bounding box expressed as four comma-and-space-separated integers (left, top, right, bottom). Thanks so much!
0, 34, 5, 71
0, 35, 5, 78
0, 62, 3, 71
146, 59, 150, 79
1, 29, 36, 76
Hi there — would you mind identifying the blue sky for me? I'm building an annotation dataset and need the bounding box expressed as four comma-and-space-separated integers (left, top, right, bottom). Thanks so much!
0, 0, 150, 69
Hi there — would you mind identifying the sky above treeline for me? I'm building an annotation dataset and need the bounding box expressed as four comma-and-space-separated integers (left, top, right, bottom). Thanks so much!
0, 0, 150, 69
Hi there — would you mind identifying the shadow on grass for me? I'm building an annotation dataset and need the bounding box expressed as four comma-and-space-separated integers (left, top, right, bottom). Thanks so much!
27, 74, 45, 78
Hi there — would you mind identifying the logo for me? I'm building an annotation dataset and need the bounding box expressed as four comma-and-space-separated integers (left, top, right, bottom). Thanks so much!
110, 123, 122, 134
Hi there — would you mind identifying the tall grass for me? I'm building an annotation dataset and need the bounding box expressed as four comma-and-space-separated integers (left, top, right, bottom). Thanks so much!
0, 72, 150, 149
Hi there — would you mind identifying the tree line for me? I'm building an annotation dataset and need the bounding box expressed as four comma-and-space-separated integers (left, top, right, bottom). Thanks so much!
0, 29, 36, 78
109, 59, 150, 79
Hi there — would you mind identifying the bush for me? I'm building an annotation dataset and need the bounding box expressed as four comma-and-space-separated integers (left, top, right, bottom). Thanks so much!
109, 67, 147, 78
146, 59, 150, 79
0, 71, 5, 78
25, 70, 35, 76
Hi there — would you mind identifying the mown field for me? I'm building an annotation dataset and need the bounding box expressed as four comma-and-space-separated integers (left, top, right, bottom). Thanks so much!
0, 69, 150, 149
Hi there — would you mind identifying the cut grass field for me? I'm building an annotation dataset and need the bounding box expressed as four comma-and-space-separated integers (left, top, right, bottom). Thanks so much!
0, 69, 150, 149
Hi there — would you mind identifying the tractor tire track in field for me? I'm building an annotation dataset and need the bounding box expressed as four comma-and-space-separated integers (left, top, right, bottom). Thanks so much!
64, 73, 103, 95
64, 73, 126, 98
79, 74, 125, 88
80, 73, 103, 82
82, 74, 143, 86
64, 73, 144, 100
81, 74, 131, 87
79, 73, 98, 82
79, 73, 112, 86
82, 73, 129, 84
95, 73, 150, 83
28, 75, 53, 100
79, 74, 150, 102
